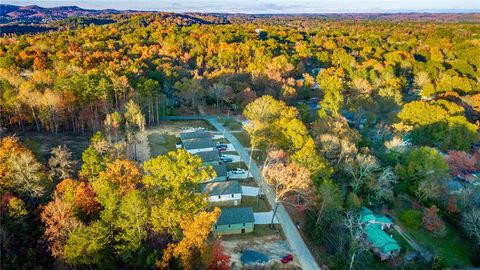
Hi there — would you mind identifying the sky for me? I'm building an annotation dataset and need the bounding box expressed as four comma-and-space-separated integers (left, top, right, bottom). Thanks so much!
3, 0, 480, 13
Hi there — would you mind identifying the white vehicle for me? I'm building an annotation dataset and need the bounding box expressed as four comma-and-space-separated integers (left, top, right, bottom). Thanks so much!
231, 168, 246, 174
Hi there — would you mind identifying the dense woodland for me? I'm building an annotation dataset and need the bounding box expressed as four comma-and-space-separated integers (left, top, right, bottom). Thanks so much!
1, 12, 480, 270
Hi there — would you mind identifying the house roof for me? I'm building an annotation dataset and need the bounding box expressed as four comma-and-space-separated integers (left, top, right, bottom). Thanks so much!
360, 207, 393, 225
201, 180, 242, 196
216, 207, 255, 225
195, 150, 219, 163
183, 137, 216, 150
365, 224, 400, 253
180, 130, 211, 141
360, 207, 376, 223
212, 164, 228, 177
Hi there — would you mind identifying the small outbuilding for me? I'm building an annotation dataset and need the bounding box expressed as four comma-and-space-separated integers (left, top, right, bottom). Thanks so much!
213, 207, 255, 235
201, 180, 242, 206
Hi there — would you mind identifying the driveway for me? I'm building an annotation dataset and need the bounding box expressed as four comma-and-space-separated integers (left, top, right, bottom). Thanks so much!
163, 115, 321, 270
227, 171, 251, 179
220, 154, 241, 163
241, 186, 260, 196
254, 211, 279, 224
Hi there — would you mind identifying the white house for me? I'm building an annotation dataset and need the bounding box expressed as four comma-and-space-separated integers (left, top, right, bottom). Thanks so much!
201, 180, 242, 206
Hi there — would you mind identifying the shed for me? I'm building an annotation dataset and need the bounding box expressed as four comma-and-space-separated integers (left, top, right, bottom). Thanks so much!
213, 207, 255, 235
201, 180, 242, 206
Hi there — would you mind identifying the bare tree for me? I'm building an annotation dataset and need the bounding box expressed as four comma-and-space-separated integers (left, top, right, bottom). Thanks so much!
11, 151, 48, 199
48, 145, 76, 181
370, 167, 398, 203
263, 161, 313, 227
344, 153, 380, 192
462, 207, 480, 246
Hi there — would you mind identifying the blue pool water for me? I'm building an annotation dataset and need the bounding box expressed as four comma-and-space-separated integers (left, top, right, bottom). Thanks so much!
240, 249, 270, 264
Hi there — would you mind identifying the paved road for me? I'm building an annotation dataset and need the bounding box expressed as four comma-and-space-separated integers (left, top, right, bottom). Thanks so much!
164, 115, 321, 270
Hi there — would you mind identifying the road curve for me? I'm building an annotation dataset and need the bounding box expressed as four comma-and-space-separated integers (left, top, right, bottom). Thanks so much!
163, 115, 321, 270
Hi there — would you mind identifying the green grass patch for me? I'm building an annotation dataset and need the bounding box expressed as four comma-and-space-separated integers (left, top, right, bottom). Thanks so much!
148, 133, 178, 156
402, 223, 472, 267
241, 195, 271, 212
217, 117, 243, 130
232, 131, 251, 147
220, 224, 282, 240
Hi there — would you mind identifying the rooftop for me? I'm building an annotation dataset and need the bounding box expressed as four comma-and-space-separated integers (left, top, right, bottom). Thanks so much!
216, 207, 255, 225
365, 224, 400, 253
180, 130, 211, 141
182, 137, 216, 150
201, 180, 242, 196
195, 150, 220, 163
212, 164, 228, 177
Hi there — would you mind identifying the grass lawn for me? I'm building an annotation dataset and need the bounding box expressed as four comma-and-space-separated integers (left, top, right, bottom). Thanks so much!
241, 195, 271, 212
148, 133, 178, 156
220, 224, 283, 240
232, 130, 251, 147
392, 199, 473, 268
217, 117, 243, 130
399, 222, 473, 267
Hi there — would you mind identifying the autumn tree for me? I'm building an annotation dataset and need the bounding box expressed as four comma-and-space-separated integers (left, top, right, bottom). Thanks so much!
422, 205, 445, 237
143, 149, 213, 237
48, 145, 76, 181
263, 161, 313, 227
41, 197, 84, 259
160, 208, 220, 269
207, 241, 231, 270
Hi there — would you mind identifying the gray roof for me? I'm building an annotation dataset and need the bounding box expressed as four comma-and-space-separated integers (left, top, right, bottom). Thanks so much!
195, 150, 219, 163
216, 207, 255, 225
212, 164, 228, 177
180, 130, 211, 141
201, 180, 242, 196
183, 137, 216, 150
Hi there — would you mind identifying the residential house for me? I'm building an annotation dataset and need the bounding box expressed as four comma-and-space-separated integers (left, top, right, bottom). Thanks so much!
213, 207, 255, 235
364, 223, 401, 260
210, 164, 228, 182
360, 207, 400, 260
182, 137, 216, 154
360, 207, 393, 229
201, 180, 242, 206
195, 150, 220, 165
180, 130, 211, 141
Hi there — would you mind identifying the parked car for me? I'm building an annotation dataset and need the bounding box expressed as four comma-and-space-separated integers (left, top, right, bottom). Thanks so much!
220, 155, 233, 163
281, 254, 294, 264
216, 143, 228, 151
231, 168, 246, 174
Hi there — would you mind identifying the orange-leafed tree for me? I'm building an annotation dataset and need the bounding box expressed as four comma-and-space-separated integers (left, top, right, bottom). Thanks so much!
98, 159, 142, 194
74, 182, 100, 216
160, 208, 221, 269
445, 150, 478, 176
447, 195, 460, 215
40, 197, 83, 258
207, 241, 231, 270
422, 205, 445, 237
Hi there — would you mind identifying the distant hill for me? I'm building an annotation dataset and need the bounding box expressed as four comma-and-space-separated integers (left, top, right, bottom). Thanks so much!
0, 4, 123, 24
